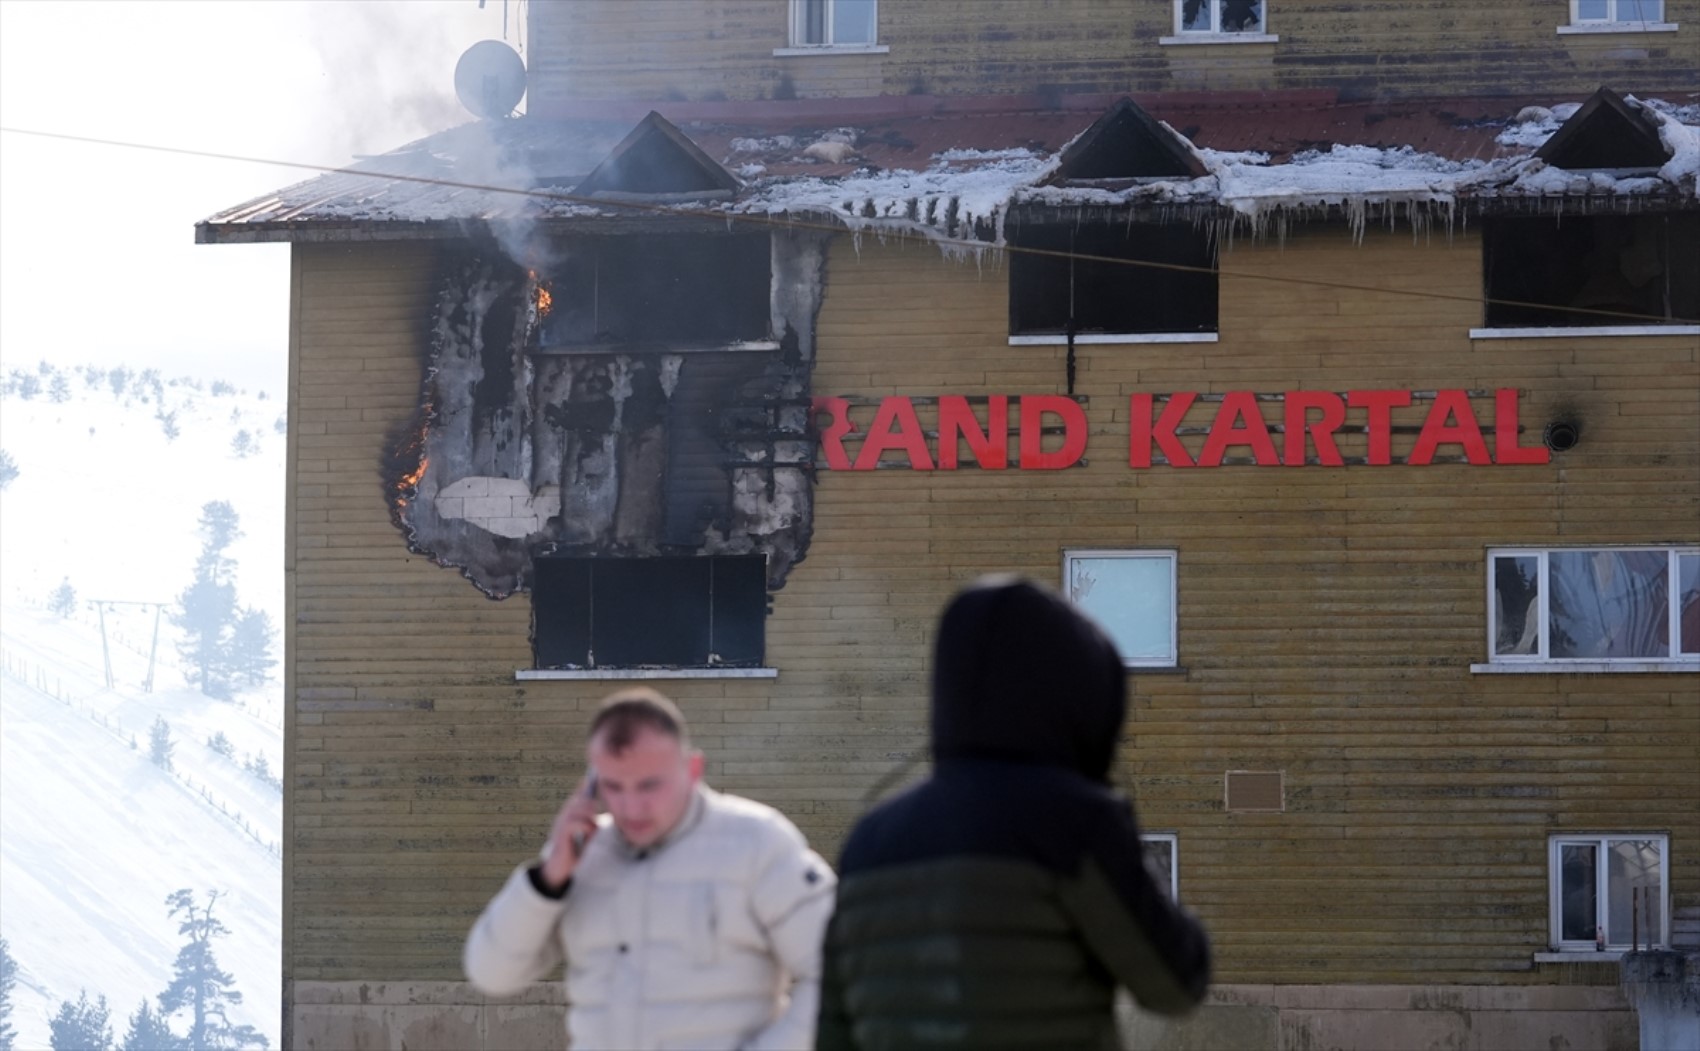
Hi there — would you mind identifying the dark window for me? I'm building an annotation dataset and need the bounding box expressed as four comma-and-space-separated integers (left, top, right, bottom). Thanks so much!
533, 555, 767, 668
1483, 214, 1699, 328
1009, 223, 1217, 336
540, 235, 771, 349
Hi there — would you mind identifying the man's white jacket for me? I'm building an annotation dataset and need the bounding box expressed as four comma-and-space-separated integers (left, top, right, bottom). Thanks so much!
464, 785, 837, 1051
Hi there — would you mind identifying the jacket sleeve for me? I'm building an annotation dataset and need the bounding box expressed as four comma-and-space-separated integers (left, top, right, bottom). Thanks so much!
813, 906, 855, 1051
1054, 794, 1211, 1016
744, 826, 839, 1051
462, 863, 568, 997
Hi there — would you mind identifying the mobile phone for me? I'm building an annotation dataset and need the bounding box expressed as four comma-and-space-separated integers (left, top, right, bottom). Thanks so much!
570, 772, 599, 856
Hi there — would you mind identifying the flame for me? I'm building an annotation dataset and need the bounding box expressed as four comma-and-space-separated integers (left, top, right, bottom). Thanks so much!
399, 456, 429, 491
530, 269, 553, 318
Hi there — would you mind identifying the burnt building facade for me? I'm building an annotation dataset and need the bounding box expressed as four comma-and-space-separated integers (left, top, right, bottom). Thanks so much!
201, 3, 1699, 1048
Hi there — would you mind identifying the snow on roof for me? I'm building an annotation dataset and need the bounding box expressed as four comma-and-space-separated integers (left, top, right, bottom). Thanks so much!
197, 93, 1699, 247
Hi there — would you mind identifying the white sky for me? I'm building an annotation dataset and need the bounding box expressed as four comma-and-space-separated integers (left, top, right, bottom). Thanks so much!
0, 0, 518, 390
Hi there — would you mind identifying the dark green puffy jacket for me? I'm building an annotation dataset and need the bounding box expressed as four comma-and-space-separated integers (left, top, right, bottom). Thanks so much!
816, 578, 1212, 1051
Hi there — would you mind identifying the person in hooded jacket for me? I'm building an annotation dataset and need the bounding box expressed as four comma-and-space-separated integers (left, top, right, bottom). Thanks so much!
815, 575, 1211, 1051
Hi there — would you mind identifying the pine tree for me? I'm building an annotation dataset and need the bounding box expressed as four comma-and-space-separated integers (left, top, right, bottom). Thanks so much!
0, 449, 16, 491
158, 891, 268, 1051
226, 609, 275, 688
120, 999, 179, 1051
0, 936, 18, 1051
149, 716, 175, 772
49, 577, 77, 618
172, 503, 243, 700
49, 371, 71, 403
49, 990, 113, 1051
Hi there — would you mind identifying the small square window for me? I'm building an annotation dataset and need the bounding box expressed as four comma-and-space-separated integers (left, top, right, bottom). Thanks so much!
1063, 550, 1178, 668
1178, 0, 1266, 34
1486, 547, 1699, 667
1141, 833, 1179, 901
1549, 833, 1668, 950
792, 0, 878, 47
1010, 224, 1217, 337
532, 556, 767, 669
1570, 0, 1664, 23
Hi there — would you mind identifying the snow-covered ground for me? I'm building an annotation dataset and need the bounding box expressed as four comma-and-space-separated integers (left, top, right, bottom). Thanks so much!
0, 366, 283, 1049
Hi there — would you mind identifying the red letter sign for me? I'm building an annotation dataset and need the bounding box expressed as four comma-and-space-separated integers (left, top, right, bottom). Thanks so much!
1493, 388, 1549, 465
1283, 391, 1346, 467
1130, 392, 1198, 468
1198, 391, 1279, 467
854, 396, 935, 471
1408, 389, 1491, 465
1019, 396, 1087, 470
1347, 390, 1412, 466
812, 396, 854, 471
938, 395, 1009, 470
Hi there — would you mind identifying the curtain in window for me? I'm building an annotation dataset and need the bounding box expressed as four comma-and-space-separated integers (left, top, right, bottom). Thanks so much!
1548, 550, 1669, 659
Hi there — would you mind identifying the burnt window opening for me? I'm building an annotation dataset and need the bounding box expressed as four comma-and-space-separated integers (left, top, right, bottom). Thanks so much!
540, 235, 772, 350
532, 555, 768, 669
1009, 222, 1218, 336
1482, 214, 1699, 328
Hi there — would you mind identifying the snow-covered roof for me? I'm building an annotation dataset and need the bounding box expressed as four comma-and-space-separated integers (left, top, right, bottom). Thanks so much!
197, 90, 1699, 247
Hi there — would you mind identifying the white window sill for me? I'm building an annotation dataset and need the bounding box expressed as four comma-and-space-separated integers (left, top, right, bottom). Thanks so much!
1008, 332, 1219, 346
773, 44, 889, 56
1534, 951, 1632, 962
1557, 22, 1679, 34
516, 668, 779, 681
1159, 33, 1279, 45
1470, 325, 1700, 339
1472, 660, 1699, 674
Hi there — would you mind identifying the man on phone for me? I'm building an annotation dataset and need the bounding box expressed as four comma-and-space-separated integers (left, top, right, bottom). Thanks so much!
465, 688, 836, 1051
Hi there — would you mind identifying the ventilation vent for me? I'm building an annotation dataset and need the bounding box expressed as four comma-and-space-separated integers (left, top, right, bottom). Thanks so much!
1225, 770, 1284, 812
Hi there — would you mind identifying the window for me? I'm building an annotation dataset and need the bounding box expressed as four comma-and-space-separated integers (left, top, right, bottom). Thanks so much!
1487, 547, 1699, 667
1010, 224, 1217, 338
1178, 0, 1266, 34
532, 556, 767, 669
1141, 833, 1179, 900
1549, 834, 1668, 950
1482, 215, 1699, 330
539, 235, 771, 350
791, 0, 877, 47
1063, 550, 1178, 668
1564, 0, 1672, 28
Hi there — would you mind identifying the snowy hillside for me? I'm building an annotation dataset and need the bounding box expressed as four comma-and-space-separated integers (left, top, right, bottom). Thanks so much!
0, 363, 284, 1049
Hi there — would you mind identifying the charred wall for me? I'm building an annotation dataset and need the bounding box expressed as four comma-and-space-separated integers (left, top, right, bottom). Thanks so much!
385, 229, 829, 599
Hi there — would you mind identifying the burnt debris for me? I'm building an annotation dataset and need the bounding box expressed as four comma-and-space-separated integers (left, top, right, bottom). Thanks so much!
383, 229, 829, 600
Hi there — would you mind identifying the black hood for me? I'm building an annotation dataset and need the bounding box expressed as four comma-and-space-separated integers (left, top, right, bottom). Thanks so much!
930, 575, 1127, 782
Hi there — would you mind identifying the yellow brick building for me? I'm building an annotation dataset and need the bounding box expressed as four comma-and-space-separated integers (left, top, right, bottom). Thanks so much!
203, 3, 1698, 1047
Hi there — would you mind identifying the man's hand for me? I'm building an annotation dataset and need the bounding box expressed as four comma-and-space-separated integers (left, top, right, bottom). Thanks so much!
540, 772, 600, 888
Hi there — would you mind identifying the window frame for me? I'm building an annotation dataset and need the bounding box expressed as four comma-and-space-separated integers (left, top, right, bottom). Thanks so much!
1163, 0, 1278, 44
1007, 223, 1220, 341
1547, 833, 1670, 951
1141, 832, 1180, 901
527, 555, 772, 675
1483, 546, 1699, 671
1478, 214, 1700, 333
1062, 549, 1180, 669
1561, 0, 1675, 31
782, 0, 888, 52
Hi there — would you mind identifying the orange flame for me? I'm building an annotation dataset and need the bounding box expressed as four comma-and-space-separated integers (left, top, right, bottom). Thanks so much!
399, 456, 428, 491
530, 269, 553, 318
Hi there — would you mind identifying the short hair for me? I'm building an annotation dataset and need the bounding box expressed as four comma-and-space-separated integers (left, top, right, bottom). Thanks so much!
588, 688, 690, 754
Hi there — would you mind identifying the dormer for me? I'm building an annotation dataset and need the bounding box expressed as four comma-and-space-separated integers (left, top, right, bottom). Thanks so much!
1535, 87, 1669, 172
573, 111, 742, 200
1042, 97, 1208, 187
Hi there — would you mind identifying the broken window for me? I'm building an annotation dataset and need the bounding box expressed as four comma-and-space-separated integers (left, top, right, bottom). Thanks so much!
1549, 834, 1667, 950
1141, 833, 1179, 901
792, 0, 877, 46
1178, 0, 1265, 34
1063, 549, 1179, 667
1487, 547, 1699, 664
540, 235, 771, 350
1482, 214, 1698, 328
1010, 223, 1217, 336
532, 555, 767, 669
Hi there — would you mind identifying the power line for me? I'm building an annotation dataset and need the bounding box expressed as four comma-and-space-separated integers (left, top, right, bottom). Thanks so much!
2, 123, 1696, 325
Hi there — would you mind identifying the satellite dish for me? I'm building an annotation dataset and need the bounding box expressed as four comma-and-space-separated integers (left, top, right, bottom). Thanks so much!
455, 40, 526, 119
